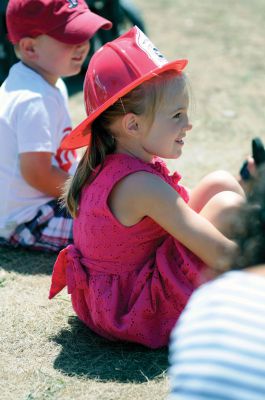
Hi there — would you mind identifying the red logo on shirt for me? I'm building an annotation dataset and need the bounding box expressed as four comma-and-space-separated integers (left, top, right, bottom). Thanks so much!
55, 128, 77, 172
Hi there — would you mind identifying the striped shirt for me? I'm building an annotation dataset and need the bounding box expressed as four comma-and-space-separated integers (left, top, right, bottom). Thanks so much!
168, 271, 265, 400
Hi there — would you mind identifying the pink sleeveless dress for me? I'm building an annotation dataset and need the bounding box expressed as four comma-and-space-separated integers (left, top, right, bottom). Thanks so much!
49, 154, 206, 348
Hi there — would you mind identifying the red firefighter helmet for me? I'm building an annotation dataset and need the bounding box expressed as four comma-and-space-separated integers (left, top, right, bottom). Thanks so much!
62, 26, 188, 149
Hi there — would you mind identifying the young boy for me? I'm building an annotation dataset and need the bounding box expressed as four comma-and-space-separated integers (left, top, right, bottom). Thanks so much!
0, 0, 112, 251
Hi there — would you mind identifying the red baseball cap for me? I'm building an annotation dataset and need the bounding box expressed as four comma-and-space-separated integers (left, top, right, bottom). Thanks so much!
6, 0, 112, 45
61, 26, 188, 150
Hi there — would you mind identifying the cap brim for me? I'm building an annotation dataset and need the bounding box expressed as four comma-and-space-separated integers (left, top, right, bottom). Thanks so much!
61, 59, 188, 150
48, 11, 112, 44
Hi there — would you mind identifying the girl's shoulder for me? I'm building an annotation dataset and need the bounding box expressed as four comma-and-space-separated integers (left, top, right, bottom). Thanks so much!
92, 153, 188, 201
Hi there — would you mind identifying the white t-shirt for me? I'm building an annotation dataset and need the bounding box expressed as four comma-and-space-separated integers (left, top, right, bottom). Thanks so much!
168, 271, 265, 400
0, 62, 77, 238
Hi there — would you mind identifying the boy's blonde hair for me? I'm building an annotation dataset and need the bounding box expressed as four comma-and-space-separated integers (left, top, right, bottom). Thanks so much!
65, 71, 188, 217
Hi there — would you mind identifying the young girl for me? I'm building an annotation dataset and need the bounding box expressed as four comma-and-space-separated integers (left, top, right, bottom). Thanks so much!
49, 26, 245, 348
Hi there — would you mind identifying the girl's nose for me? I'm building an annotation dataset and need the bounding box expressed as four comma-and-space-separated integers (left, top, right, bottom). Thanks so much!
185, 123, 193, 132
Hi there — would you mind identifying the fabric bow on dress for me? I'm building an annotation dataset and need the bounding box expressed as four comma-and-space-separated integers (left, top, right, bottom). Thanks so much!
49, 244, 88, 299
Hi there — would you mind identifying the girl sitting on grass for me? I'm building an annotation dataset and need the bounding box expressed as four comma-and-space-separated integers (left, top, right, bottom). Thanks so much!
49, 27, 244, 348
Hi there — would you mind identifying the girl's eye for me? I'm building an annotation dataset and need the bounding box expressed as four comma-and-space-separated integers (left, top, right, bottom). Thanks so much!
173, 113, 181, 119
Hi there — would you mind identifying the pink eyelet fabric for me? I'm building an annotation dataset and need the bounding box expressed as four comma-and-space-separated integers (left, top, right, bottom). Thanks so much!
49, 154, 206, 348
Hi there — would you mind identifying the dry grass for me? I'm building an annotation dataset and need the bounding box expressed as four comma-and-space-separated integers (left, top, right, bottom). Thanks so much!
1, 1, 265, 399
0, 247, 167, 400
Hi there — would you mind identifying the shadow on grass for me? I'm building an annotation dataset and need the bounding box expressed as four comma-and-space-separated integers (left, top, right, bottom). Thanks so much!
0, 246, 56, 275
52, 316, 168, 383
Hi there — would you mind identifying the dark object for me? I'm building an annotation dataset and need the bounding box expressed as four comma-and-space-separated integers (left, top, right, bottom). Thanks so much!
0, 0, 18, 83
252, 137, 265, 166
240, 137, 265, 180
85, 0, 145, 65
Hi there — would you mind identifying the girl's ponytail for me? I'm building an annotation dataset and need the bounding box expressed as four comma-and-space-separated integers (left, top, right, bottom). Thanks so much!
64, 117, 116, 217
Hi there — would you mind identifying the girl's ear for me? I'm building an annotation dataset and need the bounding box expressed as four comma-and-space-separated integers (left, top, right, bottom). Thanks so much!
19, 37, 38, 61
122, 113, 141, 137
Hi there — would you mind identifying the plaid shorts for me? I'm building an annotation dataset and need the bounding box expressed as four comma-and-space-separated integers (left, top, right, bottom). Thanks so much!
1, 199, 73, 252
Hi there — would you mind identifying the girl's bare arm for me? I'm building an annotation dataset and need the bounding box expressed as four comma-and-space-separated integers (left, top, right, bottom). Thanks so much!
109, 171, 237, 269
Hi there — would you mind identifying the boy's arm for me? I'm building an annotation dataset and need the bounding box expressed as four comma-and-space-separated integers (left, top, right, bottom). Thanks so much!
20, 152, 69, 198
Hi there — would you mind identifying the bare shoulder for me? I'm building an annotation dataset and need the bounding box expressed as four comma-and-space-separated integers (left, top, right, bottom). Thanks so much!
108, 171, 177, 226
111, 170, 174, 202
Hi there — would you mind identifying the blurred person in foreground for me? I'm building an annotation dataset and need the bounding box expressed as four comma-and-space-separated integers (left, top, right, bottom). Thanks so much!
168, 164, 265, 400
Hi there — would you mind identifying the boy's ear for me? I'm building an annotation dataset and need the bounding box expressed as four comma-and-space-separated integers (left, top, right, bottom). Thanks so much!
122, 113, 140, 137
19, 37, 38, 61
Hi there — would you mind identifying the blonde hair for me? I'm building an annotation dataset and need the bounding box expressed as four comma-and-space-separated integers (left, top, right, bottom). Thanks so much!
65, 71, 188, 217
